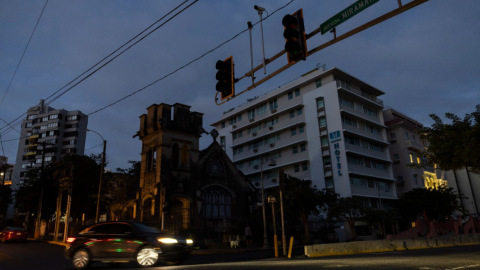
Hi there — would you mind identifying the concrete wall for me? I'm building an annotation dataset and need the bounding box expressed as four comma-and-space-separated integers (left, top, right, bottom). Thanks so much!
305, 234, 480, 257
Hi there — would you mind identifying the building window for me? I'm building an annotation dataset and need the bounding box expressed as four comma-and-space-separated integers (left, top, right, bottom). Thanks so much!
47, 122, 58, 128
269, 99, 278, 111
40, 125, 47, 130
292, 146, 298, 154
342, 116, 357, 127
202, 186, 233, 219
291, 128, 297, 136
42, 117, 48, 122
297, 108, 303, 116
315, 80, 322, 88
409, 153, 414, 163
25, 123, 32, 128
405, 132, 409, 140
339, 96, 354, 108
412, 135, 416, 142
417, 156, 421, 164
324, 157, 331, 166
229, 117, 237, 125
237, 115, 242, 122
289, 111, 295, 118
45, 156, 52, 162
288, 92, 293, 100
397, 176, 404, 183
325, 177, 334, 189
248, 109, 255, 120
393, 154, 399, 161
233, 148, 238, 155
317, 98, 324, 109
238, 147, 243, 153
49, 114, 59, 120
180, 145, 188, 169
294, 164, 300, 173
413, 174, 418, 185
66, 115, 78, 121
302, 162, 308, 171
295, 89, 300, 97
300, 143, 306, 152
172, 143, 179, 169
36, 158, 42, 164
221, 122, 225, 128
233, 133, 237, 140
298, 125, 305, 134
257, 104, 268, 116
238, 131, 242, 138
319, 117, 326, 127
362, 106, 377, 117
321, 136, 328, 147
27, 115, 35, 120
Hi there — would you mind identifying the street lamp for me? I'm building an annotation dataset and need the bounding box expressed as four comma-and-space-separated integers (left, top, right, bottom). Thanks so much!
87, 129, 107, 223
259, 156, 276, 249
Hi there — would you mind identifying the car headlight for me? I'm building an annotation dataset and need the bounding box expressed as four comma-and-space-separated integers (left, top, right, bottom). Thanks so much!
186, 239, 193, 244
158, 238, 178, 244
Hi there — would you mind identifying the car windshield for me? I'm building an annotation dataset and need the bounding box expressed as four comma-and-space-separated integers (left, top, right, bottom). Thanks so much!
133, 222, 161, 234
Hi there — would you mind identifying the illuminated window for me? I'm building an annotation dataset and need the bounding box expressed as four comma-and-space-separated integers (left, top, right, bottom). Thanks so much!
417, 157, 421, 164
409, 153, 414, 163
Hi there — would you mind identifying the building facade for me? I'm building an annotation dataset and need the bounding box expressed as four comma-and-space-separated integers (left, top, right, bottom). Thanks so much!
211, 67, 397, 209
13, 100, 88, 186
0, 156, 14, 186
134, 103, 252, 237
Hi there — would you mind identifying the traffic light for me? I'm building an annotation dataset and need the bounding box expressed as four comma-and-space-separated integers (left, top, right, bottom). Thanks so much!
215, 56, 235, 100
282, 9, 308, 64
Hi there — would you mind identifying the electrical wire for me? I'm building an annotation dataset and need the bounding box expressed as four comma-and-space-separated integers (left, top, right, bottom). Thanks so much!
0, 0, 49, 109
87, 0, 294, 116
0, 0, 191, 133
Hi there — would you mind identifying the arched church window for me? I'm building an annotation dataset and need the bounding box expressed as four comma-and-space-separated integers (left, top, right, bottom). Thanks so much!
180, 145, 189, 169
172, 143, 179, 169
143, 198, 152, 219
202, 186, 232, 219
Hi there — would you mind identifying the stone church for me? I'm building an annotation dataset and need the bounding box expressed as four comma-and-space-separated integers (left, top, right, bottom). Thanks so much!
133, 103, 253, 238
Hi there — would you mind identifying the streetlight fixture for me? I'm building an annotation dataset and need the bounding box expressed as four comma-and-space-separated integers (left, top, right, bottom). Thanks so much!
87, 129, 107, 223
259, 156, 276, 249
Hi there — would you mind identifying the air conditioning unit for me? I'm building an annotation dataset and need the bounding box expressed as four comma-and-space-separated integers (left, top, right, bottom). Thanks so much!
272, 178, 277, 182
270, 143, 275, 147
253, 132, 257, 136
271, 109, 277, 113
253, 148, 258, 153
269, 126, 273, 130
233, 125, 237, 129
249, 118, 255, 122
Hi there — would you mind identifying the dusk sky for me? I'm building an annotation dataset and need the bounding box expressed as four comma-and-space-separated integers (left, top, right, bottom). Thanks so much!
1, 0, 479, 177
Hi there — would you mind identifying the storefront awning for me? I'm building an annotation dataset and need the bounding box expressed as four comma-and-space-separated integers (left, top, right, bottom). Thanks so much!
28, 134, 39, 139
25, 152, 37, 156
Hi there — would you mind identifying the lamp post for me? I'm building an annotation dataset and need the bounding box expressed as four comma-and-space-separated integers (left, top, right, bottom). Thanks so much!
87, 129, 106, 223
259, 156, 276, 249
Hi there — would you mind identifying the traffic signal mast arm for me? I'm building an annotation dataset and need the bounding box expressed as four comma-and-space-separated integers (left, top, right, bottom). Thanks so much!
216, 0, 428, 106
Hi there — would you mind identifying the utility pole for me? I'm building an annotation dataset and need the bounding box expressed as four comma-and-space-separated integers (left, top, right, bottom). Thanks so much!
279, 169, 287, 255
63, 167, 72, 243
34, 141, 47, 239
87, 128, 106, 223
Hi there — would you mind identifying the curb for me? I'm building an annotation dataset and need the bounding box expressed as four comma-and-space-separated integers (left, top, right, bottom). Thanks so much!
27, 238, 70, 247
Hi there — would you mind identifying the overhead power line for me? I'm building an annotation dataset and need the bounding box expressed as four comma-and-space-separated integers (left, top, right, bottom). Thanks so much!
87, 0, 295, 116
0, 0, 193, 134
0, 0, 49, 109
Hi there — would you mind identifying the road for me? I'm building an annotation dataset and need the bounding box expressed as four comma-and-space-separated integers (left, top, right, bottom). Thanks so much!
1, 241, 480, 270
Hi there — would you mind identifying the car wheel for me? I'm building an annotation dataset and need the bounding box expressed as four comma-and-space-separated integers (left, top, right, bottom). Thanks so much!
136, 246, 159, 267
72, 248, 91, 269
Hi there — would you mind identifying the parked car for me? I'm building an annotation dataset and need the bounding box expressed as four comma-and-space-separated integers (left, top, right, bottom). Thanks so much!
0, 227, 27, 243
65, 221, 192, 269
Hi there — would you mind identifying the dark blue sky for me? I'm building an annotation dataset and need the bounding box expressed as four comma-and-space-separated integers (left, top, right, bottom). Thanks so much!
1, 0, 479, 171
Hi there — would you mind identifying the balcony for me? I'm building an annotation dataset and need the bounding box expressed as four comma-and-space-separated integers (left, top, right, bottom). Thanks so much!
344, 143, 390, 161
350, 185, 396, 199
406, 140, 424, 151
339, 104, 383, 126
337, 81, 384, 106
348, 164, 393, 180
343, 125, 386, 144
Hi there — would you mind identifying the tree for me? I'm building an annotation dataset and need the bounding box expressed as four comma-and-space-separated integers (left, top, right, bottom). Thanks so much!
421, 105, 480, 174
326, 196, 365, 240
103, 161, 140, 220
270, 175, 334, 244
393, 186, 462, 223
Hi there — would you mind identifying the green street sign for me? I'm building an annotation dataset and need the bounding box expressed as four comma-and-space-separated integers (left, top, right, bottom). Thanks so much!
320, 0, 380, 35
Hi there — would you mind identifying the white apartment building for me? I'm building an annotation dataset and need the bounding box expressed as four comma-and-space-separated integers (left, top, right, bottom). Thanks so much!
13, 100, 88, 186
211, 67, 397, 207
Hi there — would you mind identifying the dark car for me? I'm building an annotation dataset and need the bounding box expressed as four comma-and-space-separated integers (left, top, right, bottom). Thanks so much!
0, 227, 27, 243
65, 221, 192, 269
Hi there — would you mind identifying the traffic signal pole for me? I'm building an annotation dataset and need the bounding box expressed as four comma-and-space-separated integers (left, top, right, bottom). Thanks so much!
216, 0, 429, 106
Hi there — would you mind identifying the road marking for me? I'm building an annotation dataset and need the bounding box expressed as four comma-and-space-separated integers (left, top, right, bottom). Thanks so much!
446, 265, 480, 270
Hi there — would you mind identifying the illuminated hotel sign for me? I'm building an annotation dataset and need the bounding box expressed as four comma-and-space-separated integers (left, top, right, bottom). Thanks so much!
330, 131, 342, 176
